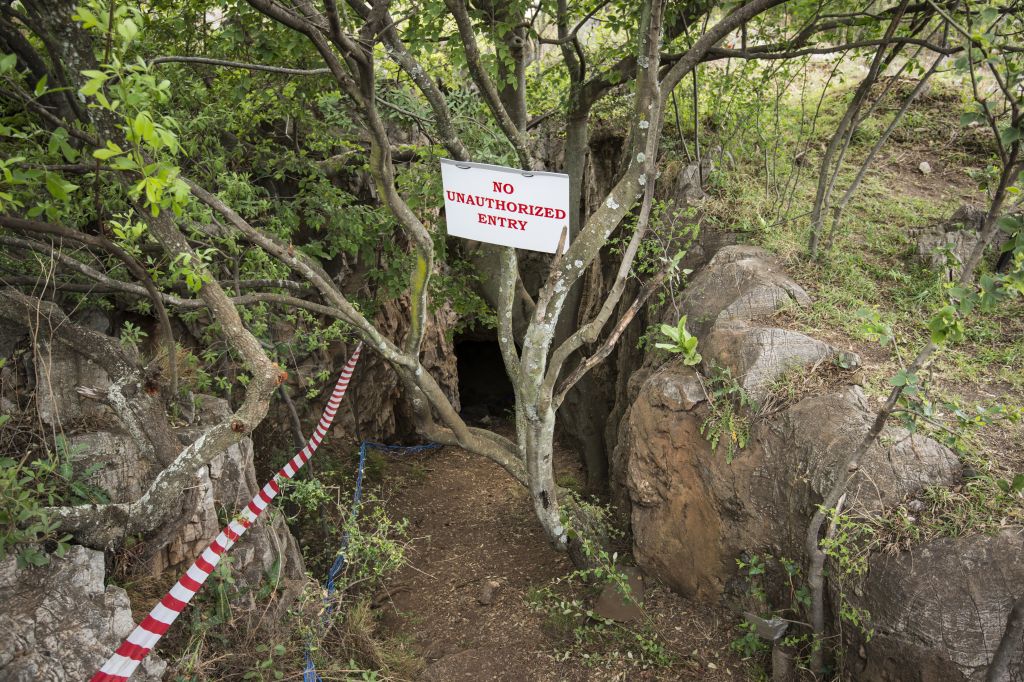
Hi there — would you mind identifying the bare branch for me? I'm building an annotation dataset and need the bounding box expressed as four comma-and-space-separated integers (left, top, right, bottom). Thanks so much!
0, 213, 179, 399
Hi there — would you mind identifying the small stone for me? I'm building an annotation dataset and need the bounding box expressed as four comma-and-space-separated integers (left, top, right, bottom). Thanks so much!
477, 579, 500, 605
908, 499, 926, 513
593, 567, 645, 622
919, 161, 932, 175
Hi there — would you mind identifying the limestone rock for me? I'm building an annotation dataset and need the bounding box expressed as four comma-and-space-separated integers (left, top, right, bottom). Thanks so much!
34, 336, 112, 427
625, 369, 961, 600
0, 546, 167, 681
657, 157, 715, 204
681, 245, 811, 339
152, 395, 306, 590
703, 322, 846, 401
616, 236, 1010, 680
844, 530, 1024, 681
915, 204, 1005, 277
68, 430, 157, 503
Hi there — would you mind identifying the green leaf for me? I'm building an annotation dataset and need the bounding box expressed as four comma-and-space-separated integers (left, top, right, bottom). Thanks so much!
80, 76, 105, 97
1011, 474, 1024, 494
0, 53, 16, 74
960, 111, 985, 126
44, 173, 77, 201
999, 125, 1022, 147
34, 74, 48, 97
92, 141, 124, 160
117, 17, 139, 43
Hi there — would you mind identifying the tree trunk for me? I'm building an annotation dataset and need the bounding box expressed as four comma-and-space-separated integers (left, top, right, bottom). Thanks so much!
521, 403, 565, 545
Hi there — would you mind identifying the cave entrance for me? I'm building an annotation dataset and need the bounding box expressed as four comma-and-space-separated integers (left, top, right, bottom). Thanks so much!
454, 335, 515, 425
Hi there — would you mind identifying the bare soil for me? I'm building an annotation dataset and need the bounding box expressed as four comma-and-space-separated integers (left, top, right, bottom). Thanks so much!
372, 441, 749, 681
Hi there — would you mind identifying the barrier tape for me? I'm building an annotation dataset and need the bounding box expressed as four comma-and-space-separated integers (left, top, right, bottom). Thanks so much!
91, 343, 363, 682
302, 440, 440, 682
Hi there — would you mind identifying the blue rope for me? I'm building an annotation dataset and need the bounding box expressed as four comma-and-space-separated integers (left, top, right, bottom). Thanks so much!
303, 441, 440, 681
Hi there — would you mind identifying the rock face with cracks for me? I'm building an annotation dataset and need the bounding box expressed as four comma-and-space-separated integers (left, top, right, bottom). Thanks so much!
0, 546, 167, 681
844, 530, 1024, 681
618, 244, 1018, 680
2, 315, 307, 679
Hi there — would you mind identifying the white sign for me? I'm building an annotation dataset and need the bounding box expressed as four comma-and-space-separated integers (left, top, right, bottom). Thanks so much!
440, 158, 570, 253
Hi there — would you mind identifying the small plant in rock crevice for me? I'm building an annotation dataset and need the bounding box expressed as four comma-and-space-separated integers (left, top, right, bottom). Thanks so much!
730, 552, 820, 676
700, 365, 755, 463
0, 435, 109, 567
655, 315, 702, 365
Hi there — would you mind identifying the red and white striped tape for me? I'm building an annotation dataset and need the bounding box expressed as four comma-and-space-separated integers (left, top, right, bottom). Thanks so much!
91, 343, 363, 682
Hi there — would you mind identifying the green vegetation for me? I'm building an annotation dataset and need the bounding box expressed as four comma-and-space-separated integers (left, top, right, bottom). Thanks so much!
700, 365, 754, 463
0, 435, 108, 567
1, 0, 1023, 679
527, 495, 673, 671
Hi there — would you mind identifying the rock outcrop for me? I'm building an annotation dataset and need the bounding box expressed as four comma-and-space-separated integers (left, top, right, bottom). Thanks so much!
147, 395, 306, 586
845, 530, 1024, 681
914, 204, 1009, 277
616, 244, 1017, 680
625, 375, 960, 600
0, 546, 167, 681
2, 311, 309, 679
679, 245, 810, 339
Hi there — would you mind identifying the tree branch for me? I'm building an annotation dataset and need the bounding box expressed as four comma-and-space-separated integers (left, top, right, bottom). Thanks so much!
0, 213, 179, 399
442, 0, 535, 168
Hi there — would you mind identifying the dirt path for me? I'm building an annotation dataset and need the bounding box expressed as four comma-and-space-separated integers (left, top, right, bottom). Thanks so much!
374, 442, 746, 681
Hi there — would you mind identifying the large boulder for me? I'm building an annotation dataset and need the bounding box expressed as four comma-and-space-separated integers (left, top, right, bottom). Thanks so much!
681, 245, 811, 339
0, 546, 167, 681
625, 369, 961, 600
845, 530, 1024, 681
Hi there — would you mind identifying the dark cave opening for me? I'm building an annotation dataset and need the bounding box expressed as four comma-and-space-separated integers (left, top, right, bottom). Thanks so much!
454, 337, 516, 424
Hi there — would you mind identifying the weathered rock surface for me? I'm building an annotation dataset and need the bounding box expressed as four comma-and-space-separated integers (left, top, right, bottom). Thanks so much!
681, 245, 811, 339
614, 243, 1019, 679
34, 335, 113, 427
845, 530, 1024, 681
69, 430, 157, 502
915, 204, 1007, 277
281, 296, 460, 443
703, 321, 843, 401
0, 546, 167, 681
5, 316, 307, 679
781, 387, 961, 514
625, 353, 959, 602
593, 566, 646, 623
149, 395, 306, 587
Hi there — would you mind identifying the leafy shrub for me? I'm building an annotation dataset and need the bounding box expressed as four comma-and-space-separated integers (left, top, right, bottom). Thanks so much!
0, 436, 109, 568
